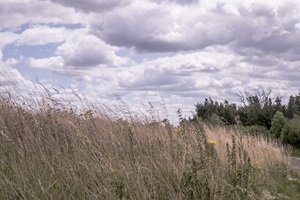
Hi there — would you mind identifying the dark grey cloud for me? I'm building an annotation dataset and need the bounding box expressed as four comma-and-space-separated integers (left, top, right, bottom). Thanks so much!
87, 1, 235, 53
64, 52, 109, 67
91, 0, 300, 64
274, 66, 300, 82
289, 80, 300, 87
242, 55, 279, 67
98, 8, 187, 52
119, 67, 198, 93
150, 0, 199, 5
164, 63, 220, 76
122, 68, 178, 88
230, 3, 300, 59
99, 9, 233, 53
50, 0, 130, 13
280, 48, 300, 61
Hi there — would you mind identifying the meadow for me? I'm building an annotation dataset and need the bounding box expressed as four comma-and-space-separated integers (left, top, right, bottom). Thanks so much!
0, 90, 299, 199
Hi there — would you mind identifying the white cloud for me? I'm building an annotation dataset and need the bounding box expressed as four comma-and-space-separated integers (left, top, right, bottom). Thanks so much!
26, 56, 64, 69
13, 27, 131, 80
56, 32, 130, 68
0, 0, 82, 30
111, 47, 238, 95
2, 0, 300, 119
16, 26, 70, 46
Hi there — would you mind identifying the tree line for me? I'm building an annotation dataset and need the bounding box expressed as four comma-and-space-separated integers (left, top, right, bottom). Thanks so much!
193, 89, 300, 147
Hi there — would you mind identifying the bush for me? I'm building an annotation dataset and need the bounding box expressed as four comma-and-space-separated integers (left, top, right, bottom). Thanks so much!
239, 125, 269, 136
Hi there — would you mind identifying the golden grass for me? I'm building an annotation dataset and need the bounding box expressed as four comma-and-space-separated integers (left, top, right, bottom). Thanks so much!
204, 126, 288, 169
0, 95, 292, 199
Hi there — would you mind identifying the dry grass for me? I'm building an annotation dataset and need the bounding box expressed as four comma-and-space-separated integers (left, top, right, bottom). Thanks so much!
204, 126, 288, 168
0, 92, 293, 200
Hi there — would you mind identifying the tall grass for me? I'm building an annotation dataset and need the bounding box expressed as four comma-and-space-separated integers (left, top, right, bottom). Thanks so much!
0, 90, 295, 199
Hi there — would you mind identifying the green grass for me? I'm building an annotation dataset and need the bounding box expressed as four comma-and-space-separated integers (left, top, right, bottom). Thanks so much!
269, 165, 300, 199
291, 147, 300, 158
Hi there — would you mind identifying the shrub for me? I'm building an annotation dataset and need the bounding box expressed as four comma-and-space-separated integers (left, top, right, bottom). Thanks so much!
239, 125, 269, 136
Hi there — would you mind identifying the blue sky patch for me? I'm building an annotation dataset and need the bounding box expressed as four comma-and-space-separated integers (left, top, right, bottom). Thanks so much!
2, 42, 62, 61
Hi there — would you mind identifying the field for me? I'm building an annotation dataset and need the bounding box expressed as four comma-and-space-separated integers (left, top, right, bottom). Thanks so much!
0, 93, 299, 199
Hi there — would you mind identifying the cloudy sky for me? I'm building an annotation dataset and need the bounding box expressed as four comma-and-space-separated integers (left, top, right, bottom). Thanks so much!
1, 0, 300, 119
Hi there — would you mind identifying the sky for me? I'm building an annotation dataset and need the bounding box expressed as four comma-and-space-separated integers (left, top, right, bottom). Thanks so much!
1, 0, 300, 120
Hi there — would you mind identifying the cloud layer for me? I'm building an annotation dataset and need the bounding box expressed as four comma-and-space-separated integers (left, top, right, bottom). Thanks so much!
1, 0, 300, 118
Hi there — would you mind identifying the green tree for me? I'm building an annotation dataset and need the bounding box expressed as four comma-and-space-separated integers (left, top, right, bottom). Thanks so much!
195, 98, 237, 125
285, 94, 300, 118
270, 111, 286, 139
273, 97, 286, 114
280, 115, 300, 147
220, 100, 237, 125
237, 89, 275, 129
195, 98, 217, 120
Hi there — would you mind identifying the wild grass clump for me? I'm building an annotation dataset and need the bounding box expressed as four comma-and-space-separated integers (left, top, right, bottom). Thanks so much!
0, 91, 296, 199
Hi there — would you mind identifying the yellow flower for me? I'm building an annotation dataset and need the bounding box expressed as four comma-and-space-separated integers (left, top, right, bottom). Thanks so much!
208, 140, 216, 145
176, 126, 183, 133
128, 124, 133, 129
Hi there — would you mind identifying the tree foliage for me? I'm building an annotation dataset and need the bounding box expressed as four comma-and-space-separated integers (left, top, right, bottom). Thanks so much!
237, 88, 275, 129
280, 115, 300, 147
194, 89, 300, 147
285, 95, 300, 118
195, 98, 237, 125
270, 111, 286, 139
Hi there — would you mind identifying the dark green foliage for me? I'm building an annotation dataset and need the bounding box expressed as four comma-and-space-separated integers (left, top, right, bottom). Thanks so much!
270, 111, 286, 139
285, 94, 300, 118
280, 115, 300, 147
237, 90, 275, 129
241, 125, 269, 136
195, 98, 237, 125
220, 100, 237, 125
195, 89, 278, 129
194, 91, 300, 147
273, 97, 286, 114
291, 147, 300, 158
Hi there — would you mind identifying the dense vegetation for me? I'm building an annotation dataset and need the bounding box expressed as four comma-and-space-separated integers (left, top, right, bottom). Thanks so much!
0, 89, 299, 199
194, 89, 300, 147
